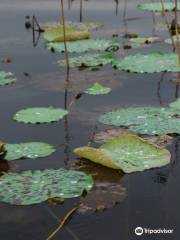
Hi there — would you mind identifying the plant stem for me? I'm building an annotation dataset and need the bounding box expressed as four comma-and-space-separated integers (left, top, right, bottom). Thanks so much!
174, 0, 180, 66
160, 0, 176, 50
60, 0, 69, 70
46, 207, 77, 240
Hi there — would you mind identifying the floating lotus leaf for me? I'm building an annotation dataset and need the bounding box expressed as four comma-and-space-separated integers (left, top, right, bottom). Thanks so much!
113, 53, 180, 73
74, 134, 171, 173
98, 104, 180, 135
129, 37, 160, 47
138, 2, 180, 12
130, 118, 180, 135
99, 107, 176, 127
14, 107, 68, 124
78, 182, 126, 214
0, 71, 16, 86
46, 39, 120, 53
84, 82, 111, 95
0, 168, 93, 205
58, 53, 114, 68
43, 25, 90, 42
3, 142, 55, 161
154, 22, 168, 32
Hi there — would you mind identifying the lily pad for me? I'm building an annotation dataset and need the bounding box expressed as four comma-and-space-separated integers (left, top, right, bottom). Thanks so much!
3, 142, 55, 161
0, 71, 16, 86
0, 168, 93, 205
129, 37, 160, 47
78, 182, 126, 214
138, 2, 180, 12
113, 53, 180, 73
46, 39, 120, 53
98, 105, 180, 135
84, 83, 111, 95
43, 25, 90, 42
74, 134, 171, 173
58, 53, 115, 68
99, 107, 176, 127
130, 118, 180, 135
14, 107, 68, 124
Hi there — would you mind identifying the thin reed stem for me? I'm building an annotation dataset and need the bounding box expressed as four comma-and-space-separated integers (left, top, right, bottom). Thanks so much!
60, 0, 70, 71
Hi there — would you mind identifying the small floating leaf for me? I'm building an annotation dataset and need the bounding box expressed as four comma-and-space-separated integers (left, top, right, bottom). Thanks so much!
84, 82, 111, 95
0, 168, 93, 205
14, 107, 68, 124
0, 71, 16, 86
113, 53, 180, 73
46, 39, 120, 53
129, 37, 160, 47
4, 142, 55, 161
138, 2, 180, 12
74, 134, 171, 173
58, 53, 115, 68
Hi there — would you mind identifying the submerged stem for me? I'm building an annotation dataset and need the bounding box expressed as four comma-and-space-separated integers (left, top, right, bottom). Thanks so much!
46, 207, 77, 240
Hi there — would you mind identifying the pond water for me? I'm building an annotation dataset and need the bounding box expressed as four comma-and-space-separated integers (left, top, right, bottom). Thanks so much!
0, 0, 179, 239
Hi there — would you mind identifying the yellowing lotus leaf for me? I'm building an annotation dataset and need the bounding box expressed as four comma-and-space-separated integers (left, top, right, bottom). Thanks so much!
74, 134, 171, 173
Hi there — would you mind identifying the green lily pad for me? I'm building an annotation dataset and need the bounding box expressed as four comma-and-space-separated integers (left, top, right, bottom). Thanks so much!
98, 104, 180, 135
169, 98, 180, 110
0, 71, 16, 86
46, 39, 120, 53
14, 107, 68, 124
130, 118, 180, 135
84, 82, 111, 95
99, 107, 176, 127
58, 53, 115, 68
113, 53, 180, 73
129, 37, 160, 47
74, 134, 171, 173
138, 2, 180, 12
0, 168, 93, 205
4, 142, 55, 161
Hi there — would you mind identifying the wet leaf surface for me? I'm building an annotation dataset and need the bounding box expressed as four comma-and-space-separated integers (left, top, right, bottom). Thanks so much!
74, 134, 171, 173
0, 168, 93, 205
113, 53, 180, 73
46, 39, 120, 53
3, 142, 56, 161
14, 107, 68, 124
58, 53, 115, 68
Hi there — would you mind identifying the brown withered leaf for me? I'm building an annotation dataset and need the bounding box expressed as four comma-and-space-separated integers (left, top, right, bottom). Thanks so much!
93, 127, 173, 146
78, 182, 126, 214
